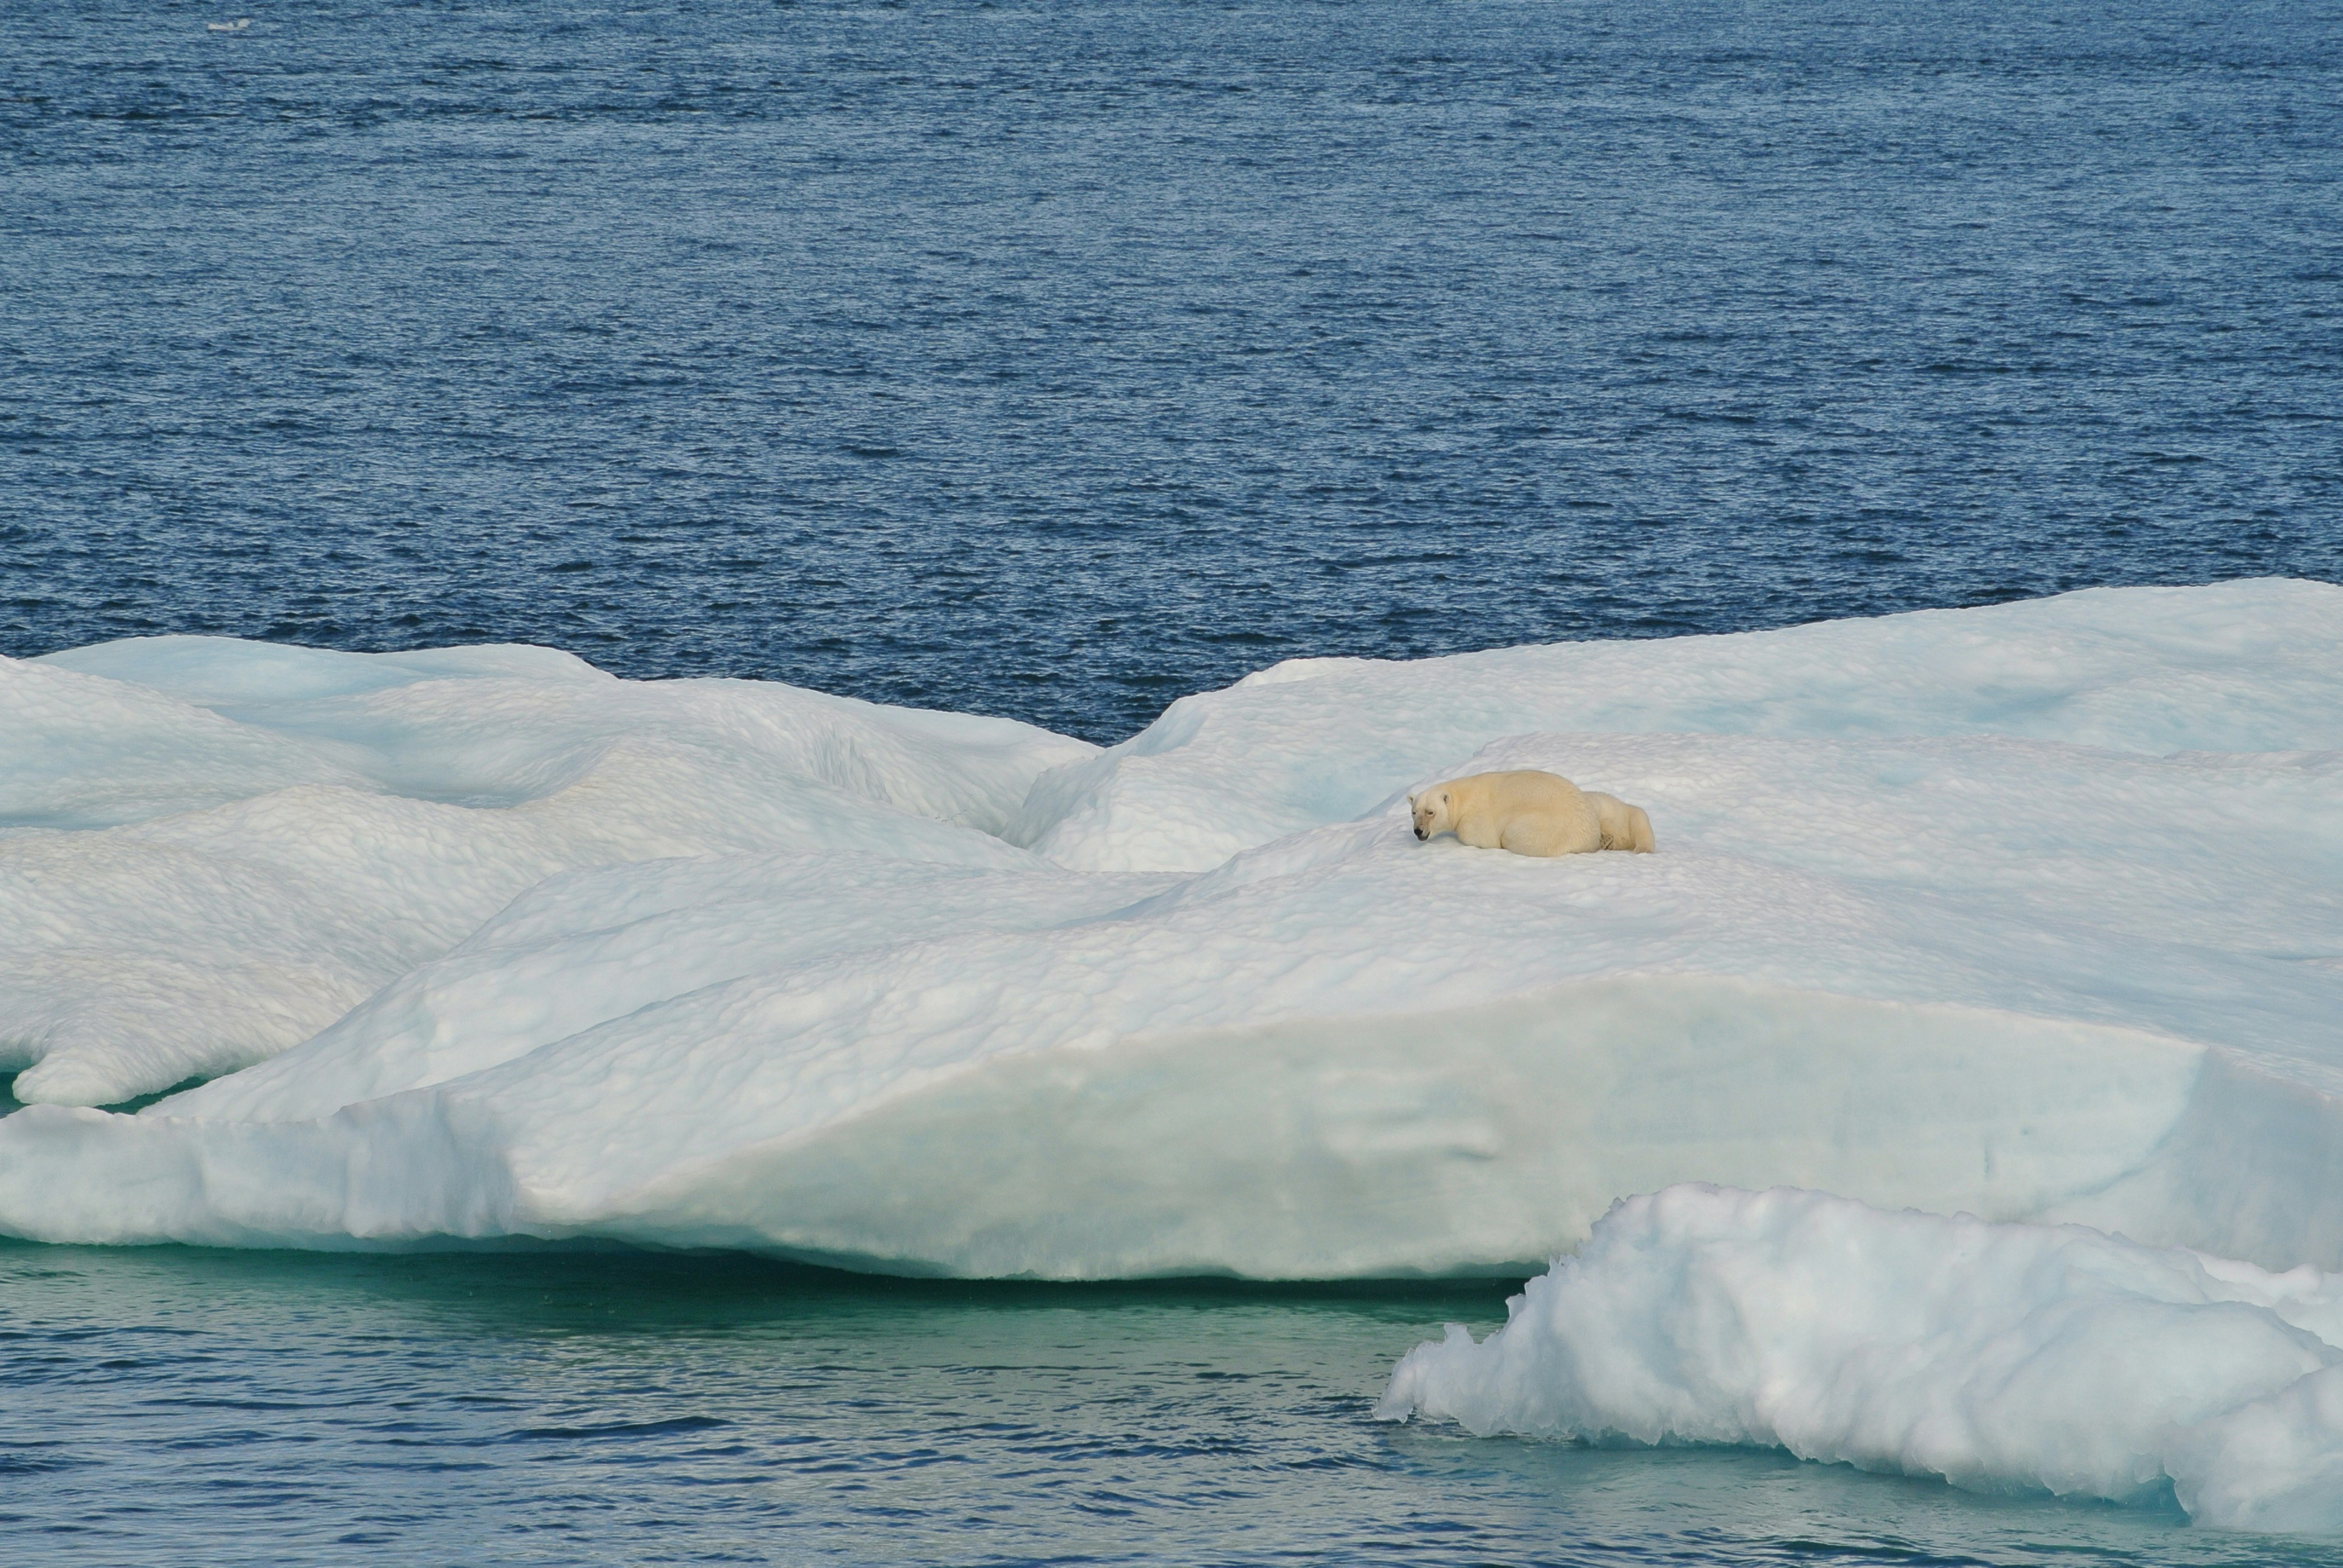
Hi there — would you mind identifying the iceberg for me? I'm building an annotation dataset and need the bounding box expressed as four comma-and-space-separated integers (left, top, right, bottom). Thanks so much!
0, 580, 2339, 1289
1377, 1183, 2343, 1533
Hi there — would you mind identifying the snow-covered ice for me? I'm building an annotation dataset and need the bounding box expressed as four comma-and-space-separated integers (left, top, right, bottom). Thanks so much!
0, 638, 1088, 1105
1008, 575, 2343, 873
1, 581, 2339, 1267
1378, 1183, 2343, 1532
6, 580, 2342, 1524
2, 580, 2339, 1268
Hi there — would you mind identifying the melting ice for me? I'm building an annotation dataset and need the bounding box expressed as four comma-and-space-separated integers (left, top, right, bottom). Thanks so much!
1379, 1183, 2343, 1534
2, 580, 2341, 1527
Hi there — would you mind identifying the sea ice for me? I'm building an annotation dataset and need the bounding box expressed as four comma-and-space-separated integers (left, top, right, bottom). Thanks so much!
0, 582, 2339, 1294
1009, 577, 2343, 873
0, 638, 1090, 1104
1378, 1183, 2343, 1533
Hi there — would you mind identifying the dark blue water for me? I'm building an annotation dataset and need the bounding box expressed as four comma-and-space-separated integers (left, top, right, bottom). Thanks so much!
7, 4, 2343, 1561
4, 0, 2338, 741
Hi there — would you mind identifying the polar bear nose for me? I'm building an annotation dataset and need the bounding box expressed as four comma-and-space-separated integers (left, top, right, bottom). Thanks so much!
1414, 826, 1427, 840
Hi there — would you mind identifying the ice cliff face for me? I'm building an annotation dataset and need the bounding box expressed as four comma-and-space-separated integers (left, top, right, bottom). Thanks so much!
0, 580, 2339, 1282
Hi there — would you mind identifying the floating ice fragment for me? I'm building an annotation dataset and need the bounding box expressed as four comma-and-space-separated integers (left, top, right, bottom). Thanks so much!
1378, 1183, 2343, 1534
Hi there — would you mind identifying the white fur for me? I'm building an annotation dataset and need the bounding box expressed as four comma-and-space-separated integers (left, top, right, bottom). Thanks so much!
1409, 770, 1654, 857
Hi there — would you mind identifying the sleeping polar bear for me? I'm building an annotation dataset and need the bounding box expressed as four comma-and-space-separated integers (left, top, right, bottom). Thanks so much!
1407, 769, 1655, 857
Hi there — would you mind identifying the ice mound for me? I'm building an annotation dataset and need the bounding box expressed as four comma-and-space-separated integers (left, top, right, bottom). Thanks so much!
0, 582, 2339, 1286
0, 638, 1092, 1104
1010, 578, 2343, 873
1378, 1184, 2343, 1534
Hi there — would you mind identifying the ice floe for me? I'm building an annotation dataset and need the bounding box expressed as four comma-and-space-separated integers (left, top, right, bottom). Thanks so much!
1378, 1183, 2343, 1532
0, 581, 2339, 1292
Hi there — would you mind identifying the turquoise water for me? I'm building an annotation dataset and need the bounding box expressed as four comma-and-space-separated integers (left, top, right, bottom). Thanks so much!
4, 1240, 2341, 1566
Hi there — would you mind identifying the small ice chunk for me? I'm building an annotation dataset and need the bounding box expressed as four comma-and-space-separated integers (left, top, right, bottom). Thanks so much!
1378, 1183, 2343, 1532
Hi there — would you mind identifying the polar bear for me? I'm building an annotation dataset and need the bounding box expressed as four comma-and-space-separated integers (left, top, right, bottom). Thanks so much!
1408, 769, 1655, 857
1583, 789, 1658, 854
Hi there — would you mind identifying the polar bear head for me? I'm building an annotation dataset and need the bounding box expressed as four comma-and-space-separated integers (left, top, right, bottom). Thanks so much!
1408, 788, 1453, 841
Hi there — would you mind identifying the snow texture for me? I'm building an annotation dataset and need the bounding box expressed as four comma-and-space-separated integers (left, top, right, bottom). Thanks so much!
0, 581, 2339, 1301
1, 638, 1087, 1105
1378, 1183, 2343, 1533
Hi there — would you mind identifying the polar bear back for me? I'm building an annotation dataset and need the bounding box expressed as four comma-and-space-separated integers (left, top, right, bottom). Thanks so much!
1428, 769, 1604, 856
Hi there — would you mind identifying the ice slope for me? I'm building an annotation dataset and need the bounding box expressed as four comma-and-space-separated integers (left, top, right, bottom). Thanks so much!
1378, 1184, 2343, 1533
0, 638, 1093, 1105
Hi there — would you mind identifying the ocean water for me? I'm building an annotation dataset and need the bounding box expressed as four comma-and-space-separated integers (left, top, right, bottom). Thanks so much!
4, 0, 2339, 740
7, 0, 2343, 1562
10, 1241, 2343, 1568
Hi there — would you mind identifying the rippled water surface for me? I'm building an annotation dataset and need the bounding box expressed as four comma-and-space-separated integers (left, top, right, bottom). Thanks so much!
5, 0, 2339, 740
8, 1243, 2343, 1567
7, 1, 2343, 1561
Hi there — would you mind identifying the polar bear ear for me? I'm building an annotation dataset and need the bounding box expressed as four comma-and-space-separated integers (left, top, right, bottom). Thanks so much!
1406, 792, 1418, 808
